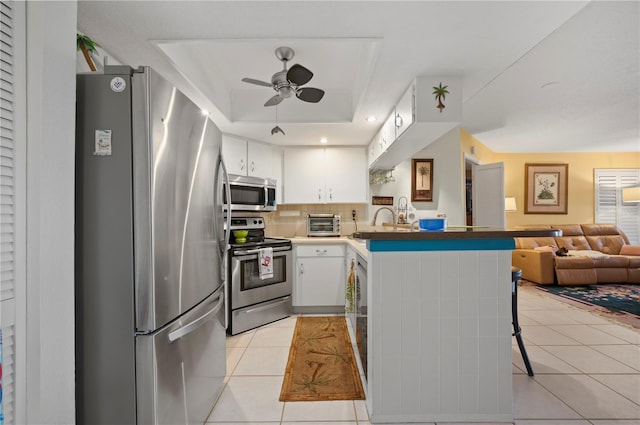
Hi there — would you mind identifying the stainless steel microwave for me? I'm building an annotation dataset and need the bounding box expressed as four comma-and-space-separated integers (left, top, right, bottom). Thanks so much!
223, 174, 277, 211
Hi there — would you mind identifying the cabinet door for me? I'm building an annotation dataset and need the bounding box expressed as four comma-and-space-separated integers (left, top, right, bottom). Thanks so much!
368, 132, 381, 167
395, 83, 415, 139
247, 141, 273, 178
221, 134, 247, 175
380, 113, 396, 153
283, 147, 326, 203
325, 147, 367, 203
295, 257, 346, 307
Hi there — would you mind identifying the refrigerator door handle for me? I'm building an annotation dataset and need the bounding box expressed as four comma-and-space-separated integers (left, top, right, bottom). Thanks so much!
220, 156, 232, 330
221, 157, 231, 259
214, 154, 232, 276
168, 289, 224, 342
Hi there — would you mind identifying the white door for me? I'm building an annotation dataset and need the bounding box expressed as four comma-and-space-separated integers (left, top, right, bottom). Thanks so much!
472, 162, 505, 227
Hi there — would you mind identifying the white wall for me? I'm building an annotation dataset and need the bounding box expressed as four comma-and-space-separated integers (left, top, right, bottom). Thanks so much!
369, 127, 465, 226
25, 1, 77, 423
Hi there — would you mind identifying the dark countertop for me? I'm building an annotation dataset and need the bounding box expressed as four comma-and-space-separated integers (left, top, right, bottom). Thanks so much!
352, 227, 561, 240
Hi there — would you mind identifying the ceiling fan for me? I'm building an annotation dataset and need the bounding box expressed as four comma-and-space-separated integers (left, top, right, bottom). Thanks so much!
241, 46, 325, 107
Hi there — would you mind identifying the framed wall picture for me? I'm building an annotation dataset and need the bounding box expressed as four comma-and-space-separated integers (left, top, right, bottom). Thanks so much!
411, 158, 433, 202
525, 163, 568, 214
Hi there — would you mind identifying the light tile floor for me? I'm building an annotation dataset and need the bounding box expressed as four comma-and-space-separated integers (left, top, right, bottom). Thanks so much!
207, 285, 640, 424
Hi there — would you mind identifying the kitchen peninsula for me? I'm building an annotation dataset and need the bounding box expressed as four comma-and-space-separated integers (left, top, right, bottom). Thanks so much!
351, 228, 560, 423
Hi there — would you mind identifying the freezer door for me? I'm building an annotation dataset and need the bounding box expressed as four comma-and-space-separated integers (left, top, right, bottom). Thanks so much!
136, 289, 226, 425
132, 67, 224, 331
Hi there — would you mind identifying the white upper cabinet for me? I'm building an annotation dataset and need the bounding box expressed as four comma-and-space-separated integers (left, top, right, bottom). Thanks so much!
222, 134, 279, 179
283, 147, 326, 203
369, 76, 462, 170
222, 134, 249, 175
247, 141, 275, 178
394, 83, 415, 139
367, 130, 382, 167
222, 134, 283, 204
379, 114, 396, 154
325, 147, 367, 203
283, 147, 367, 204
367, 88, 409, 167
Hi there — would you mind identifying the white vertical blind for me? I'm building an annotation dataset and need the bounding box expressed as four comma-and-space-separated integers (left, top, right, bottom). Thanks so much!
595, 169, 640, 245
0, 1, 16, 422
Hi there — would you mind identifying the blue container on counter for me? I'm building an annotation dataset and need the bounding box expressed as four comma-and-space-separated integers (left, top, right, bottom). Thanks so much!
419, 218, 446, 231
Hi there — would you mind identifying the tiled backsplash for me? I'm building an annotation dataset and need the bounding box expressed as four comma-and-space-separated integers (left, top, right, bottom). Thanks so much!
262, 203, 369, 237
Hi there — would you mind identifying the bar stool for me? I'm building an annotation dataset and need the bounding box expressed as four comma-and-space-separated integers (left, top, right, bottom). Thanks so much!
512, 267, 534, 376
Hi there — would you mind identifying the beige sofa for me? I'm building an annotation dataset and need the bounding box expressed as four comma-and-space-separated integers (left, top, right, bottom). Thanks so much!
512, 224, 640, 285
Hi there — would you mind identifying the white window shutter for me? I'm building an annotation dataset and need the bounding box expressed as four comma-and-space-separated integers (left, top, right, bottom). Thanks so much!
1, 1, 16, 423
595, 169, 640, 245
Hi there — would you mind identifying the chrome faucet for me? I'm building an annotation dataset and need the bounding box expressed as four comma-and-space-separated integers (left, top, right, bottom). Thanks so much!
371, 207, 397, 230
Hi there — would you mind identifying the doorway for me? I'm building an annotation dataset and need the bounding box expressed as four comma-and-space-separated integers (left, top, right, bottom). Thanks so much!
465, 155, 506, 227
464, 154, 480, 226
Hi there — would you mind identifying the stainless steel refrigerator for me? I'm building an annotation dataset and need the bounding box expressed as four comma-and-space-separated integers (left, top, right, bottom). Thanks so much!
75, 65, 230, 425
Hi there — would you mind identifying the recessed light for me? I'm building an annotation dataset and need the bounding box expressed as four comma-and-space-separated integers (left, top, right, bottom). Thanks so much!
320, 138, 328, 144
366, 116, 377, 123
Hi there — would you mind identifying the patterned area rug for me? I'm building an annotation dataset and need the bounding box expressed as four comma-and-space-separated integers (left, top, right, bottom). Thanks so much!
279, 316, 365, 401
534, 283, 640, 328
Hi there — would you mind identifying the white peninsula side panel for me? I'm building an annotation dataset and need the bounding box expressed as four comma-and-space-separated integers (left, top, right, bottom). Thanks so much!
368, 249, 513, 423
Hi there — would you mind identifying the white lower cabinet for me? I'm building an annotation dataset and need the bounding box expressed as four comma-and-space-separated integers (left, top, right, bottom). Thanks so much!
294, 244, 345, 309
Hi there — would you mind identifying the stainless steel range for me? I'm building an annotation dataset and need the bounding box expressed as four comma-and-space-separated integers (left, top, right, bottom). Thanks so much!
226, 217, 292, 335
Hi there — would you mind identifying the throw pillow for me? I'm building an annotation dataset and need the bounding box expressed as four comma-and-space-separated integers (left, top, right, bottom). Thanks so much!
619, 244, 640, 256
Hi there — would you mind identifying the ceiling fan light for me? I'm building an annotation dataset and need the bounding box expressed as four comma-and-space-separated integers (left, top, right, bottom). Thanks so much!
271, 125, 285, 136
279, 86, 294, 98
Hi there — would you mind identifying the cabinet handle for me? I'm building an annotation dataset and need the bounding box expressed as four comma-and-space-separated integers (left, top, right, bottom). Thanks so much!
240, 159, 245, 171
250, 161, 255, 172
395, 113, 403, 129
316, 249, 327, 255
300, 263, 304, 275
318, 189, 322, 201
329, 188, 333, 201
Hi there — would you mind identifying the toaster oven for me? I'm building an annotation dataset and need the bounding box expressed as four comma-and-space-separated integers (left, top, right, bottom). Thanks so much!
307, 214, 341, 237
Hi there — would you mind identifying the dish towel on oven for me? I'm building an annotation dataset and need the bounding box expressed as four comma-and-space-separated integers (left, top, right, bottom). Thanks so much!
259, 247, 274, 280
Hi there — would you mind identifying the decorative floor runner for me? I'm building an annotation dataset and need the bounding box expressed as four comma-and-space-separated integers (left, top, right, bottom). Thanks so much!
279, 316, 365, 401
534, 283, 640, 328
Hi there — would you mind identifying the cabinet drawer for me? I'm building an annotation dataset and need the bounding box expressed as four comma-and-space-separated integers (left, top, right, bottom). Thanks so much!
296, 244, 345, 257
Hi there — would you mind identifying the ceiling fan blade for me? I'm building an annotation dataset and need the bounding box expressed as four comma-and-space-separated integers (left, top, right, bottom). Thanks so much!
264, 94, 284, 107
287, 64, 313, 86
296, 87, 325, 103
241, 77, 273, 87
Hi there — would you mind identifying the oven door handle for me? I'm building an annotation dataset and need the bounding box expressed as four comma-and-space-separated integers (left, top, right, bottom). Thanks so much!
243, 296, 291, 314
233, 246, 292, 256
